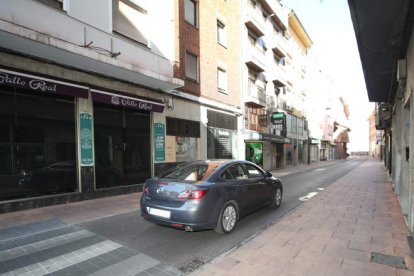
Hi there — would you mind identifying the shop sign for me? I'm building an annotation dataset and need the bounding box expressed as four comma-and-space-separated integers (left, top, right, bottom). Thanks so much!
218, 129, 230, 137
271, 112, 285, 125
310, 138, 320, 145
91, 90, 164, 113
154, 123, 165, 162
261, 133, 291, 144
80, 112, 94, 166
0, 68, 89, 98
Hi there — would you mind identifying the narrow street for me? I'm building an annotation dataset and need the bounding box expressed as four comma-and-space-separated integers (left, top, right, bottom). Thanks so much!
0, 159, 368, 275
79, 158, 363, 271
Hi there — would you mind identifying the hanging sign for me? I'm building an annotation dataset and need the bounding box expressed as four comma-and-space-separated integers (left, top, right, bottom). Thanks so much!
271, 112, 285, 125
154, 122, 165, 162
80, 112, 94, 166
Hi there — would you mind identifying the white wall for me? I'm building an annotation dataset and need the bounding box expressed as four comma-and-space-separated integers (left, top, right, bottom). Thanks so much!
0, 0, 176, 82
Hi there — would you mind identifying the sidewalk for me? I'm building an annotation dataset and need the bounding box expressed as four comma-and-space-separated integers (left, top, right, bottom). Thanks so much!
195, 157, 414, 276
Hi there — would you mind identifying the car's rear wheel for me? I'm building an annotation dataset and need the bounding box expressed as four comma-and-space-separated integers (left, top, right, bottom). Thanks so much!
215, 202, 237, 234
271, 187, 282, 208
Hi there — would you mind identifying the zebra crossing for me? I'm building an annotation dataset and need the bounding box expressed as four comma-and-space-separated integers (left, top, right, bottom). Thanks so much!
0, 219, 180, 276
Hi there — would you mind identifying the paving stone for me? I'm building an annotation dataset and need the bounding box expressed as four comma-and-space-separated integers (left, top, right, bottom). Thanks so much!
0, 219, 66, 242
90, 253, 159, 276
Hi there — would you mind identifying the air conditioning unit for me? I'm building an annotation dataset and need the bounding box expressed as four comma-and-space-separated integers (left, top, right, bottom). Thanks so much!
397, 59, 406, 81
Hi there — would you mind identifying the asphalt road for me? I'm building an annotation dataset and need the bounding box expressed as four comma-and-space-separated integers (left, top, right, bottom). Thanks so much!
79, 158, 365, 272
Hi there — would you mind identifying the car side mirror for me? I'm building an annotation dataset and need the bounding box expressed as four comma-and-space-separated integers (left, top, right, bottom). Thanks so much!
265, 171, 272, 177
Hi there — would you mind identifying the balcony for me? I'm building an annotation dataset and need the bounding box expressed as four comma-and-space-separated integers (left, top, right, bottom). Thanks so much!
257, 0, 288, 31
375, 103, 392, 130
245, 1, 266, 37
245, 111, 269, 133
246, 43, 267, 72
270, 36, 287, 58
0, 1, 183, 91
247, 123, 268, 133
276, 97, 287, 111
267, 63, 287, 87
246, 80, 266, 107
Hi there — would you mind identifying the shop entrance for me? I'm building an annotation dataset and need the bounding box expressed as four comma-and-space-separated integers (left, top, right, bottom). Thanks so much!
93, 103, 150, 188
245, 142, 263, 167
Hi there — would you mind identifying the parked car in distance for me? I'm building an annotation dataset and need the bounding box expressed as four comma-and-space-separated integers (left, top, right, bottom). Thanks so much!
18, 160, 121, 193
140, 160, 283, 234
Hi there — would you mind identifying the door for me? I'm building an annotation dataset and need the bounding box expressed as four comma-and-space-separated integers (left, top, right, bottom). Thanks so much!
243, 163, 269, 207
222, 164, 256, 214
124, 111, 150, 184
94, 103, 151, 188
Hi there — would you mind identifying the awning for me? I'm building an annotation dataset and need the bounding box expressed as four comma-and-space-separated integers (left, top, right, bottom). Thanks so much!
91, 89, 164, 113
0, 67, 89, 98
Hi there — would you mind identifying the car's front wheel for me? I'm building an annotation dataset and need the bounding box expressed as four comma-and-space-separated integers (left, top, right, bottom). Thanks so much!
271, 187, 282, 208
215, 202, 238, 234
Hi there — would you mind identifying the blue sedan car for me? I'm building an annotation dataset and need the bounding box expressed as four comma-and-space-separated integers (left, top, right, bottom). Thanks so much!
140, 160, 283, 234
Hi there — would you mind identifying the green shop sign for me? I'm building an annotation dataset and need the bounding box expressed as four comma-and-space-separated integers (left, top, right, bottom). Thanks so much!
154, 122, 165, 162
79, 112, 93, 166
271, 112, 285, 125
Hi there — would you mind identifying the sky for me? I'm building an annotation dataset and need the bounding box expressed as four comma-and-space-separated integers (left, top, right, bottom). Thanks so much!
281, 0, 374, 152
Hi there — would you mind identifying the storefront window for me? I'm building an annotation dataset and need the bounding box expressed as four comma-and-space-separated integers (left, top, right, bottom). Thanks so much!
176, 137, 197, 162
0, 87, 77, 201
93, 103, 150, 188
207, 127, 236, 159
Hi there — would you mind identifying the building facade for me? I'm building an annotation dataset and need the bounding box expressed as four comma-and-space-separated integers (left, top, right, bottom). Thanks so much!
159, 0, 243, 176
348, 0, 414, 234
241, 1, 316, 171
0, 0, 347, 213
0, 0, 183, 212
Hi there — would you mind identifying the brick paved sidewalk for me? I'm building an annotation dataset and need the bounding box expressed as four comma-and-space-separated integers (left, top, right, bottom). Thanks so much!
195, 158, 414, 276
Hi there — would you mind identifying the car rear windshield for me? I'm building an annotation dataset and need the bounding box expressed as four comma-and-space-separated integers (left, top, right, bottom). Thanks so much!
162, 164, 209, 181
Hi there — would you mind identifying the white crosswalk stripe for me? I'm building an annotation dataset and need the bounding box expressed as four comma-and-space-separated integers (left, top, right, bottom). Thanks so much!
0, 230, 94, 262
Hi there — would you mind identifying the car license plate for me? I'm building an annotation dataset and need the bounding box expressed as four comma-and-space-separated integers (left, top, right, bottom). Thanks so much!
147, 207, 171, 219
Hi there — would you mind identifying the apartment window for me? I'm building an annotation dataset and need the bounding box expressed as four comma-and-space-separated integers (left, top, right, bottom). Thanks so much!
217, 20, 227, 46
262, 11, 269, 21
113, 0, 148, 45
274, 54, 285, 66
248, 32, 257, 46
248, 70, 265, 89
273, 24, 281, 35
217, 68, 227, 94
248, 32, 266, 52
248, 71, 257, 82
37, 0, 63, 9
274, 86, 281, 97
185, 0, 197, 27
185, 52, 199, 82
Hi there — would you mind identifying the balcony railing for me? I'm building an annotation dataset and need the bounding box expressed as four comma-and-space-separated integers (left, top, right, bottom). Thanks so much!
246, 43, 267, 72
276, 97, 287, 110
247, 123, 268, 133
247, 81, 266, 106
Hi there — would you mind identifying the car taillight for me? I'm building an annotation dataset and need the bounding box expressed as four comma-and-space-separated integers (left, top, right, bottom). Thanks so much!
143, 184, 149, 195
178, 189, 209, 200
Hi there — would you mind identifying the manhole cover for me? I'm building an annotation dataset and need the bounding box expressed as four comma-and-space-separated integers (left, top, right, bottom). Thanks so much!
371, 252, 407, 269
177, 257, 207, 274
